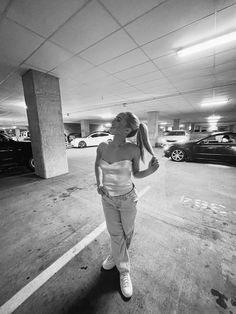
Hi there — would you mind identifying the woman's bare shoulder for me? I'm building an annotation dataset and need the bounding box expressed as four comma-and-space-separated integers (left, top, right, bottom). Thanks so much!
97, 142, 108, 152
126, 142, 140, 155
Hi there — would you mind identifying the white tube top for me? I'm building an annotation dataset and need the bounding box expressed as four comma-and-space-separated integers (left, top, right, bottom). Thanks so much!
100, 159, 133, 196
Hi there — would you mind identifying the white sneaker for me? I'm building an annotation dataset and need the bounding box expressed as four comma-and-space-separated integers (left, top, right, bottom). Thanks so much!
120, 272, 133, 298
102, 255, 116, 270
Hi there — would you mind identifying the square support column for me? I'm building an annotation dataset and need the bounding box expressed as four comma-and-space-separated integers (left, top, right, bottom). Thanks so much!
81, 120, 90, 137
22, 69, 68, 178
147, 111, 159, 147
173, 119, 180, 130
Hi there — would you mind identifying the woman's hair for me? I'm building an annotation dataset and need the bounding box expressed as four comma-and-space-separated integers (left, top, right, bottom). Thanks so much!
123, 112, 154, 162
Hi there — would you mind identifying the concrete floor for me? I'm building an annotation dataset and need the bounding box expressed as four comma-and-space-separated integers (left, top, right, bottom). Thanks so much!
0, 147, 236, 314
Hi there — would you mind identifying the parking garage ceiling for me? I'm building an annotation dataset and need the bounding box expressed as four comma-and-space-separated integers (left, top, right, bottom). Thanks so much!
0, 0, 236, 126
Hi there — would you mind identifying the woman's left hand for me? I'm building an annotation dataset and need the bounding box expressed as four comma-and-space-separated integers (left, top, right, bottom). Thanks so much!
148, 156, 159, 173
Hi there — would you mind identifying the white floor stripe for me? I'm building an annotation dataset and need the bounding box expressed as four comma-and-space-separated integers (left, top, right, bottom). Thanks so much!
138, 185, 151, 198
207, 164, 231, 169
0, 223, 106, 314
0, 186, 151, 314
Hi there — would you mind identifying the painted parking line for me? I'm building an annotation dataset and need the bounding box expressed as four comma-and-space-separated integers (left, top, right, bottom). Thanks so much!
0, 185, 151, 314
138, 185, 151, 197
207, 164, 231, 169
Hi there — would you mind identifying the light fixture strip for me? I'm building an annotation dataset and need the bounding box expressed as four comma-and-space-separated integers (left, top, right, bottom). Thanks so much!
201, 99, 229, 107
178, 31, 236, 57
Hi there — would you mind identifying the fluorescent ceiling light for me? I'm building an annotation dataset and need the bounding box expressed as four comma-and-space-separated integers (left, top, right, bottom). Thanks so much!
201, 98, 229, 107
178, 31, 236, 57
98, 113, 114, 120
207, 115, 221, 122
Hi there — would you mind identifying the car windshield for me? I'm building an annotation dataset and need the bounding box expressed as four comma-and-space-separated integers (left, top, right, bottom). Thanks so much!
0, 133, 11, 141
198, 133, 235, 144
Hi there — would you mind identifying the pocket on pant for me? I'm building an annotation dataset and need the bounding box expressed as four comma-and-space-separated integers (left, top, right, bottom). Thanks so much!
129, 188, 138, 203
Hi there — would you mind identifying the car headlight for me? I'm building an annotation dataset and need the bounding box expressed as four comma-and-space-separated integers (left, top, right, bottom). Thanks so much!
163, 144, 170, 151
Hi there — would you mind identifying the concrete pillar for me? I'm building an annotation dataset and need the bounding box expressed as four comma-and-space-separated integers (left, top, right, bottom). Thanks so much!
22, 69, 68, 179
184, 122, 192, 131
81, 120, 90, 137
190, 122, 195, 132
173, 119, 180, 130
232, 124, 236, 132
147, 111, 159, 147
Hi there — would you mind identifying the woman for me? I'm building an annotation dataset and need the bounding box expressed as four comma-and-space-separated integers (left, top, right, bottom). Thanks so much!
95, 112, 159, 298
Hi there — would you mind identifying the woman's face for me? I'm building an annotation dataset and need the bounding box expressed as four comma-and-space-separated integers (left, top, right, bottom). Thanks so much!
110, 113, 130, 136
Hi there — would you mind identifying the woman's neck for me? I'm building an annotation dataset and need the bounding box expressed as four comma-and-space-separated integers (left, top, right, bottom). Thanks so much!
111, 135, 126, 148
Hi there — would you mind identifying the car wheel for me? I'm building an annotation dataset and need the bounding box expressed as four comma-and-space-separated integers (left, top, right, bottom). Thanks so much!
107, 139, 112, 143
27, 156, 35, 171
171, 149, 185, 162
79, 141, 86, 148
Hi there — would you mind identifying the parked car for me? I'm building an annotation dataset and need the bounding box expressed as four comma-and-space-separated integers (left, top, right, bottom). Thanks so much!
67, 132, 81, 143
12, 131, 31, 142
158, 130, 190, 146
163, 132, 236, 164
71, 131, 113, 148
0, 133, 34, 171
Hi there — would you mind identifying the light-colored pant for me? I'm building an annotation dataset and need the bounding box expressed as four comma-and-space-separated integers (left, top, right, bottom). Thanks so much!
101, 186, 138, 273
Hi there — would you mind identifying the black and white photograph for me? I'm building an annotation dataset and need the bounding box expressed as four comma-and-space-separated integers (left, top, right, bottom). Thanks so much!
0, 0, 236, 313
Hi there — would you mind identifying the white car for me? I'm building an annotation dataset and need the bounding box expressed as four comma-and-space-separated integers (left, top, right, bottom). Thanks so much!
71, 131, 113, 148
158, 130, 190, 146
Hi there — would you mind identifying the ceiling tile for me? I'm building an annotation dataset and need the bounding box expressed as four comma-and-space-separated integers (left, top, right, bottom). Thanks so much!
160, 95, 190, 107
25, 42, 73, 72
216, 3, 236, 34
142, 15, 215, 60
110, 85, 140, 94
99, 48, 149, 73
215, 48, 236, 66
215, 61, 236, 76
155, 55, 214, 73
152, 51, 215, 72
7, 0, 87, 37
0, 59, 15, 82
215, 69, 236, 83
134, 77, 173, 90
73, 67, 110, 84
0, 18, 44, 65
80, 29, 137, 65
50, 56, 93, 80
50, 1, 120, 54
124, 70, 164, 85
108, 81, 133, 91
166, 69, 214, 82
125, 0, 215, 45
173, 77, 215, 92
113, 61, 157, 80
216, 1, 236, 10
99, 0, 163, 25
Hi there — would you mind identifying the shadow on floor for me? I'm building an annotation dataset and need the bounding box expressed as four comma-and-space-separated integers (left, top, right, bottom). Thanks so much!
0, 166, 42, 190
67, 267, 129, 314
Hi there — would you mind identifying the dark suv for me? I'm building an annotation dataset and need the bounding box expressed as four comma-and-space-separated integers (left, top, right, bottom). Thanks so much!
0, 133, 34, 171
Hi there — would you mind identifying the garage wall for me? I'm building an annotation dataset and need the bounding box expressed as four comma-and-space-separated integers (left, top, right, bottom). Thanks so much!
64, 123, 81, 136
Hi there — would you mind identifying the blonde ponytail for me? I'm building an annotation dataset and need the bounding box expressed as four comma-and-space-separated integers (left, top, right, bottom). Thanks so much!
123, 112, 155, 162
137, 123, 155, 162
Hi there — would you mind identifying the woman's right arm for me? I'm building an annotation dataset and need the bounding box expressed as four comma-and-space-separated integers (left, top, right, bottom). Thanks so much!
95, 143, 103, 189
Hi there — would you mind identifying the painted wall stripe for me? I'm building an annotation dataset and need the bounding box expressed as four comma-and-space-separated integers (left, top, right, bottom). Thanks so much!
0, 185, 150, 314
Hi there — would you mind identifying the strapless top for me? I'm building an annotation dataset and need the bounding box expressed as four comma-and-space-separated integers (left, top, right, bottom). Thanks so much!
100, 159, 133, 196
